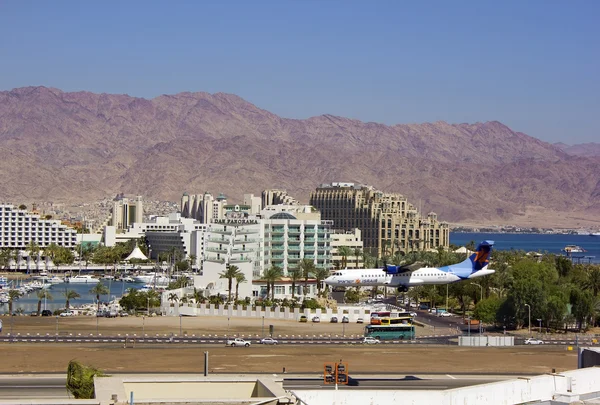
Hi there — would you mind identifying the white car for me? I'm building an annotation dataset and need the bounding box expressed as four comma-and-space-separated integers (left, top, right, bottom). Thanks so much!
260, 337, 278, 345
312, 316, 321, 323
524, 338, 544, 345
60, 310, 75, 317
226, 338, 251, 347
362, 337, 380, 345
438, 312, 452, 317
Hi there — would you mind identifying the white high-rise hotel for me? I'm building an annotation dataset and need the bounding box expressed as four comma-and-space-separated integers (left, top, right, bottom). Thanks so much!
0, 204, 77, 249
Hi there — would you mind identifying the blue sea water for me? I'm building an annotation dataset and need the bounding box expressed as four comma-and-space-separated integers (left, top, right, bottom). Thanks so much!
450, 232, 600, 264
1, 280, 143, 313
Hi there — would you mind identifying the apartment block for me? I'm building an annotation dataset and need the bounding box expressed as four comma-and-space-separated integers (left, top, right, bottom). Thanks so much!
0, 204, 78, 249
181, 192, 228, 223
261, 207, 332, 276
110, 195, 143, 230
310, 182, 449, 257
331, 228, 364, 269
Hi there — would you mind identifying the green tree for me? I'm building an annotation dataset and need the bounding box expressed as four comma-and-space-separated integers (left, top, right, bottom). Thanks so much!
36, 290, 53, 315
192, 287, 204, 306
66, 360, 106, 399
298, 259, 316, 297
64, 290, 81, 309
313, 267, 330, 298
545, 293, 568, 330
353, 247, 362, 268
344, 288, 360, 303
263, 265, 283, 300
219, 265, 240, 303
336, 246, 351, 269
0, 249, 13, 271
168, 292, 179, 307
89, 282, 110, 313
582, 265, 600, 297
570, 289, 594, 331
27, 241, 41, 273
234, 272, 246, 301
8, 289, 22, 315
288, 267, 302, 299
473, 296, 503, 324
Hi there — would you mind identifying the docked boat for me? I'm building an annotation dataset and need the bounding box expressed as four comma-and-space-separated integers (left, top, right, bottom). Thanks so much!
66, 274, 97, 284
590, 232, 600, 237
563, 245, 586, 254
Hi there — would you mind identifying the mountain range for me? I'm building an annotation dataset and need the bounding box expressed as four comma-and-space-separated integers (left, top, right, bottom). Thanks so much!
1, 86, 599, 228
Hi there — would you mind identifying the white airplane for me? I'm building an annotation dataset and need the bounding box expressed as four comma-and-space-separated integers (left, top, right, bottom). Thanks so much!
325, 240, 495, 292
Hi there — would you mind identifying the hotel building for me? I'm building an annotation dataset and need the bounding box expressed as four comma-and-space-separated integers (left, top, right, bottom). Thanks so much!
310, 182, 449, 257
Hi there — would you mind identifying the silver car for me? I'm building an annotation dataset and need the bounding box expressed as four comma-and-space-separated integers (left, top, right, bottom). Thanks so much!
260, 337, 278, 345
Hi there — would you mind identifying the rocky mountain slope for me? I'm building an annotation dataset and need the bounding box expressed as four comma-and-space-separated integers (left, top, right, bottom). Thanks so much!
555, 142, 600, 157
1, 86, 599, 227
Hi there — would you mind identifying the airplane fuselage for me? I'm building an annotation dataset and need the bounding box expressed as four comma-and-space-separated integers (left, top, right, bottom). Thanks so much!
325, 267, 495, 289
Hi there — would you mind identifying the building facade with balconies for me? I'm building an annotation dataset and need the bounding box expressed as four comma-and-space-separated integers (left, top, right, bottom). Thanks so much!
309, 182, 450, 257
0, 204, 78, 249
261, 208, 332, 277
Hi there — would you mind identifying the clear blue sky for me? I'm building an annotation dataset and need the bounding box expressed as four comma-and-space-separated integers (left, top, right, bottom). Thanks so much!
1, 1, 598, 143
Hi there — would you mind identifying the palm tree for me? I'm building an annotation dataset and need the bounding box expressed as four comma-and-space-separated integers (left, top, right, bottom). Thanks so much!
89, 282, 110, 313
188, 254, 197, 272
234, 272, 246, 301
36, 290, 53, 315
27, 241, 41, 273
168, 292, 179, 307
299, 259, 316, 297
583, 266, 600, 297
64, 290, 81, 309
288, 267, 302, 299
337, 246, 351, 269
8, 290, 22, 315
313, 267, 330, 298
353, 247, 362, 269
192, 287, 204, 307
219, 265, 240, 303
263, 265, 283, 300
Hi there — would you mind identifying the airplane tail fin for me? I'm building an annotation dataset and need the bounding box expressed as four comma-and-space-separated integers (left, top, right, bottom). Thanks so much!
465, 240, 494, 273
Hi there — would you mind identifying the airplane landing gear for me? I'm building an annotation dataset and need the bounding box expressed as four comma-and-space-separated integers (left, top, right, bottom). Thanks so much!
397, 286, 409, 293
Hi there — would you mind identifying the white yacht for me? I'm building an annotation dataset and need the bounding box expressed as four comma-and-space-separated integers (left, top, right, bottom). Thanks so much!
66, 274, 97, 284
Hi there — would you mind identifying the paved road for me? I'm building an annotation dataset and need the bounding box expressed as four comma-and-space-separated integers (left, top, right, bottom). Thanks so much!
0, 376, 68, 400
283, 376, 500, 390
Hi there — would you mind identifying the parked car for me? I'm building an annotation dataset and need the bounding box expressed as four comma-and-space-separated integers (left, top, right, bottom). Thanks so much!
119, 311, 129, 317
356, 317, 364, 324
60, 310, 75, 317
260, 337, 278, 345
41, 310, 52, 317
341, 316, 349, 323
312, 316, 321, 323
362, 337, 380, 344
299, 315, 308, 323
226, 337, 251, 347
29, 311, 38, 317
524, 338, 544, 345
330, 316, 338, 323
438, 312, 452, 317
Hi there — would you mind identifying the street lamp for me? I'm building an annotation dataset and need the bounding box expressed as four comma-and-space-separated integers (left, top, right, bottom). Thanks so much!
524, 303, 531, 336
470, 283, 483, 302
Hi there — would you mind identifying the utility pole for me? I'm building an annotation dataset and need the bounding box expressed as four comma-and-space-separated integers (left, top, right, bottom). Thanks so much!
524, 303, 531, 336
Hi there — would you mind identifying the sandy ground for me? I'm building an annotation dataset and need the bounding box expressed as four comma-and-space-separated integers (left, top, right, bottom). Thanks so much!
0, 314, 456, 337
0, 315, 578, 375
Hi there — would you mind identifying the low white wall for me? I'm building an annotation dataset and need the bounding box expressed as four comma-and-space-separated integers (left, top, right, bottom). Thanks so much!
169, 305, 374, 321
292, 367, 600, 405
458, 336, 514, 347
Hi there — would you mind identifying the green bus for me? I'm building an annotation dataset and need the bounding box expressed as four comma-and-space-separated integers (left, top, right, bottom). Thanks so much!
364, 324, 415, 341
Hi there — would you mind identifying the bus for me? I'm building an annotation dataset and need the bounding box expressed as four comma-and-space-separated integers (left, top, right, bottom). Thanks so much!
369, 311, 391, 325
364, 324, 415, 341
379, 316, 413, 326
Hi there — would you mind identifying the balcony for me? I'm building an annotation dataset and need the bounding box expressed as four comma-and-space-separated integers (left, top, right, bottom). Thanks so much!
287, 239, 301, 244
303, 246, 315, 251
205, 247, 228, 253
230, 258, 252, 263
271, 255, 285, 259
233, 238, 258, 244
207, 237, 229, 243
287, 256, 301, 262
236, 228, 258, 235
204, 256, 225, 263
304, 238, 316, 243
303, 255, 316, 260
231, 247, 253, 253
288, 247, 301, 252
288, 229, 301, 235
270, 237, 285, 241
271, 245, 285, 251
210, 228, 233, 235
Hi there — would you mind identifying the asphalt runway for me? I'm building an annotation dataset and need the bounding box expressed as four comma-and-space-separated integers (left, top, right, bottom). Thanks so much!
0, 376, 68, 400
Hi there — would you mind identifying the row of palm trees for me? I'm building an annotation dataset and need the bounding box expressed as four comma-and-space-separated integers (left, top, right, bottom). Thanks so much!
260, 259, 330, 300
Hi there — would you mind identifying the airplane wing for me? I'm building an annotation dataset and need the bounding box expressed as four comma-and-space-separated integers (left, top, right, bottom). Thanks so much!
384, 261, 425, 274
